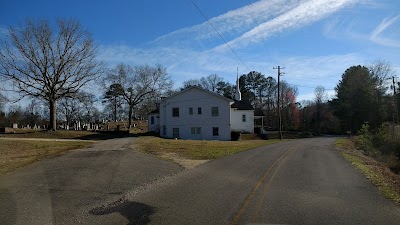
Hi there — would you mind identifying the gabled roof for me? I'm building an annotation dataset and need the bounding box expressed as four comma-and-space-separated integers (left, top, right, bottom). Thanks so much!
231, 99, 253, 110
148, 109, 159, 114
161, 86, 234, 103
254, 108, 265, 117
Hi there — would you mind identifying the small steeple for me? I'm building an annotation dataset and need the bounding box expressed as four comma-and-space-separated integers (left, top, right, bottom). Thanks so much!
234, 67, 241, 101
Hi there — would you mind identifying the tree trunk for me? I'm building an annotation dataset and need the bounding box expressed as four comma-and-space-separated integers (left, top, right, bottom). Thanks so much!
114, 97, 117, 122
128, 105, 133, 129
316, 104, 321, 135
267, 98, 270, 127
49, 99, 57, 131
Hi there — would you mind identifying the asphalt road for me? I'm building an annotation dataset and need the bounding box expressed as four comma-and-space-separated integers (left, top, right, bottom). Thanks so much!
0, 137, 183, 225
1, 137, 400, 225
125, 137, 400, 225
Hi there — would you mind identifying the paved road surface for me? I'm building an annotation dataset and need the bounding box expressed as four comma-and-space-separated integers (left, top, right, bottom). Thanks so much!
1, 137, 400, 225
127, 137, 400, 225
0, 137, 183, 225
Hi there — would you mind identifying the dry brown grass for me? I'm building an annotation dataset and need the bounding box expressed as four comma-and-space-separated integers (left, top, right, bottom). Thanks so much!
0, 139, 92, 175
2, 130, 92, 138
1, 130, 131, 140
133, 136, 283, 160
336, 138, 400, 205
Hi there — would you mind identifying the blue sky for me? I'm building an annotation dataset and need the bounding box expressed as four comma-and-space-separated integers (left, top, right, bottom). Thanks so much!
1, 0, 399, 101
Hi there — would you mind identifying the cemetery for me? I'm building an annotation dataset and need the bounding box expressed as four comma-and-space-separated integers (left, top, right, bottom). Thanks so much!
0, 119, 148, 136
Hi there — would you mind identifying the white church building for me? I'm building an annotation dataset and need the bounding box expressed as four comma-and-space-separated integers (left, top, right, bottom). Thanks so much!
148, 77, 264, 141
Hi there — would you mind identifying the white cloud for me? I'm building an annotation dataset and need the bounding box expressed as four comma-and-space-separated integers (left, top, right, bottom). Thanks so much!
322, 17, 363, 40
97, 45, 244, 86
98, 39, 366, 92
370, 15, 400, 48
154, 0, 357, 50
0, 26, 9, 39
244, 52, 364, 86
96, 0, 360, 87
96, 0, 388, 95
216, 0, 357, 50
153, 0, 308, 47
283, 53, 364, 82
297, 89, 336, 102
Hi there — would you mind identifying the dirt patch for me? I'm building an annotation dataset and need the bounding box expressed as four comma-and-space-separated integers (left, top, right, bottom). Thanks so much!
158, 152, 209, 169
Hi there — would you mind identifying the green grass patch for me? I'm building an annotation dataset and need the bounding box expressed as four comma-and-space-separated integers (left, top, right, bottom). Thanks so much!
134, 136, 283, 160
335, 138, 354, 150
0, 139, 92, 175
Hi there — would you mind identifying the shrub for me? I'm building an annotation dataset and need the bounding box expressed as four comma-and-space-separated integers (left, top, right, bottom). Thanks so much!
387, 154, 400, 174
231, 131, 241, 141
355, 123, 376, 156
373, 122, 390, 147
355, 122, 400, 173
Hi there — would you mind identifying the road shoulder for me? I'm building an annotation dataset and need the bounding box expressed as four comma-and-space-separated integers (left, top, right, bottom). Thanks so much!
336, 138, 400, 205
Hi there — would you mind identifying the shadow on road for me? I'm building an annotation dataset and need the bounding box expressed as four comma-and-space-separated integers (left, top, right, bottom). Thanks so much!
90, 199, 156, 225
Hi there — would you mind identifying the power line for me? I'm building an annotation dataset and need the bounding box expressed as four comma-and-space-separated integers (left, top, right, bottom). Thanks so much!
287, 83, 335, 91
190, 0, 251, 72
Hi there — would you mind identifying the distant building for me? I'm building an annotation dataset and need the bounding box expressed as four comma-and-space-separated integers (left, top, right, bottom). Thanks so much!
148, 108, 160, 133
148, 76, 264, 140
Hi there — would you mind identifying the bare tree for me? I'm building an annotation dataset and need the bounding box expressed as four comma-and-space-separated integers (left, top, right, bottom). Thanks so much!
58, 92, 97, 126
0, 18, 103, 130
59, 97, 81, 126
106, 63, 172, 128
0, 92, 8, 126
314, 86, 325, 135
182, 79, 202, 89
369, 60, 395, 90
314, 85, 325, 104
200, 74, 223, 92
0, 92, 7, 113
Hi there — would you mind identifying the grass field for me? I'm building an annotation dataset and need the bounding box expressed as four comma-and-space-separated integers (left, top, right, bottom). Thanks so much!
134, 136, 284, 160
1, 130, 133, 140
336, 138, 400, 205
0, 139, 92, 175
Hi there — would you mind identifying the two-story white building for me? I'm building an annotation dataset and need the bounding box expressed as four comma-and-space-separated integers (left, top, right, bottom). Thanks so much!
148, 76, 263, 140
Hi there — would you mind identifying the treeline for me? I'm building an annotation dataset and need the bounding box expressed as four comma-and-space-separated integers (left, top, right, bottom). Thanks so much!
183, 61, 399, 136
181, 72, 300, 131
301, 61, 399, 135
0, 18, 173, 130
333, 63, 399, 133
0, 18, 398, 135
0, 95, 101, 128
332, 62, 400, 170
0, 61, 169, 129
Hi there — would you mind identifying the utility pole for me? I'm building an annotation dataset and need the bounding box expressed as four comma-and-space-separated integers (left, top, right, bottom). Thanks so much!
392, 76, 399, 124
273, 66, 284, 140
